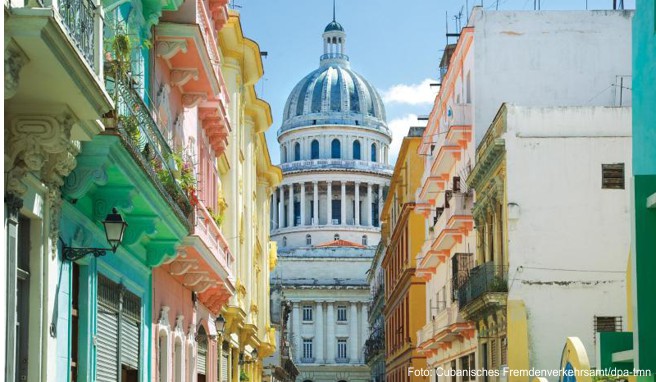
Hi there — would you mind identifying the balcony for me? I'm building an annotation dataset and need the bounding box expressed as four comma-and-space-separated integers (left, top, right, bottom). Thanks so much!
300, 357, 315, 364
5, 0, 112, 138
417, 305, 473, 351
108, 78, 192, 225
429, 145, 461, 178
156, 0, 231, 113
445, 104, 473, 148
194, 203, 234, 271
364, 329, 385, 364
335, 357, 350, 364
280, 159, 393, 175
457, 262, 508, 315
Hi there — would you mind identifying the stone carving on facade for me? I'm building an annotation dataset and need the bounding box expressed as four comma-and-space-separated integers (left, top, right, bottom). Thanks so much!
6, 113, 80, 250
156, 39, 188, 61
182, 92, 207, 108
4, 44, 28, 100
159, 306, 171, 327
171, 69, 199, 88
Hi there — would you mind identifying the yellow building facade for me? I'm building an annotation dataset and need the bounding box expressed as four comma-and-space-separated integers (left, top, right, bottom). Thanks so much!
381, 128, 428, 382
217, 11, 283, 382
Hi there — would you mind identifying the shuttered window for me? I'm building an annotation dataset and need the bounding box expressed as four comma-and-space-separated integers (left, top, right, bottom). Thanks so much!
219, 343, 230, 382
602, 163, 625, 189
96, 275, 142, 382
197, 328, 208, 377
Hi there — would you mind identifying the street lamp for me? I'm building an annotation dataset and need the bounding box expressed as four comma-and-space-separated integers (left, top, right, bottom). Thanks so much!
62, 208, 128, 261
215, 314, 226, 336
239, 349, 258, 365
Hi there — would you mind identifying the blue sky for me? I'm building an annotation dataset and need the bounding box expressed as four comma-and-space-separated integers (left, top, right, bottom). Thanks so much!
237, 0, 635, 164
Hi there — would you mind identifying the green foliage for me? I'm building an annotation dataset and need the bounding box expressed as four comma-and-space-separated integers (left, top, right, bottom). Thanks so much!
239, 370, 249, 382
119, 115, 140, 143
490, 276, 509, 292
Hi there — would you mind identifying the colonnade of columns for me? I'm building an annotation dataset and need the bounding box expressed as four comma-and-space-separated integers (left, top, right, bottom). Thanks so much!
290, 301, 369, 365
271, 181, 385, 229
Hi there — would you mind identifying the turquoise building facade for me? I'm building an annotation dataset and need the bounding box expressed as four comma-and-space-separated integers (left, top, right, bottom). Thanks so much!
55, 0, 192, 380
631, 0, 656, 374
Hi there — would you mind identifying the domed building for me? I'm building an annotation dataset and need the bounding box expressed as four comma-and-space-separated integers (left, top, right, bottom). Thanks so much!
270, 16, 392, 382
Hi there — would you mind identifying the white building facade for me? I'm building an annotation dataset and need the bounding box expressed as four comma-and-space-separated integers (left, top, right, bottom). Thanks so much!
270, 17, 391, 382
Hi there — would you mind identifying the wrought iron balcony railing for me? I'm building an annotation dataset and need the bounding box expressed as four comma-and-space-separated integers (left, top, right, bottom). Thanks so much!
57, 0, 97, 70
108, 78, 193, 226
457, 262, 509, 309
364, 329, 385, 364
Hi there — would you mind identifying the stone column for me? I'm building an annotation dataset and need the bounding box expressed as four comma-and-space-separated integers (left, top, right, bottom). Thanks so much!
288, 183, 294, 227
341, 181, 346, 225
378, 183, 385, 226
360, 304, 368, 363
354, 182, 360, 226
367, 183, 373, 226
279, 186, 285, 228
316, 302, 324, 363
271, 193, 277, 229
300, 182, 306, 226
313, 181, 319, 226
292, 302, 301, 362
326, 303, 335, 363
326, 181, 332, 225
349, 302, 359, 363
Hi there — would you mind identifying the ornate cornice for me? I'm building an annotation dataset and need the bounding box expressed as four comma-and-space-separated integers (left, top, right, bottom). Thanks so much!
6, 113, 80, 248
4, 43, 28, 100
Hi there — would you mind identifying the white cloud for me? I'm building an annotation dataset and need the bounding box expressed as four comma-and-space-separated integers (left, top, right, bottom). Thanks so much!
388, 113, 419, 164
382, 78, 438, 106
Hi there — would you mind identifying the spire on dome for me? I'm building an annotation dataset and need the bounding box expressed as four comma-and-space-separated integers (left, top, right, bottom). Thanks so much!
322, 2, 347, 65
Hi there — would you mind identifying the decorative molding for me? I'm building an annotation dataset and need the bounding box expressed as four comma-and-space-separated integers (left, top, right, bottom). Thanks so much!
183, 272, 209, 287
63, 164, 108, 200
6, 113, 80, 248
159, 306, 171, 327
182, 92, 207, 108
170, 68, 199, 88
156, 39, 188, 61
169, 258, 198, 275
4, 44, 28, 100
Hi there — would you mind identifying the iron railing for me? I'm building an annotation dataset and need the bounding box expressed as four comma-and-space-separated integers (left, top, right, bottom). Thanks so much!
280, 159, 393, 175
364, 329, 385, 364
457, 262, 508, 308
320, 52, 349, 61
58, 0, 96, 69
108, 78, 193, 226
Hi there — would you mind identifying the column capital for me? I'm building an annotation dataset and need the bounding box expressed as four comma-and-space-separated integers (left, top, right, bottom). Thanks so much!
6, 112, 80, 250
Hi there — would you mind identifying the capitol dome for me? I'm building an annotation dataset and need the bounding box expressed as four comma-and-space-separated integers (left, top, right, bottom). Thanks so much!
279, 21, 389, 134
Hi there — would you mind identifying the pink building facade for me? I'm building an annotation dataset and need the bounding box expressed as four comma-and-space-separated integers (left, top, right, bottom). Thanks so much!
151, 0, 234, 380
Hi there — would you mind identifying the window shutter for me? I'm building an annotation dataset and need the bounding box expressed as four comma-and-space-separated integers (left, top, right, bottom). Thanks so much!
121, 291, 141, 370
97, 276, 119, 382
220, 352, 229, 382
197, 341, 207, 375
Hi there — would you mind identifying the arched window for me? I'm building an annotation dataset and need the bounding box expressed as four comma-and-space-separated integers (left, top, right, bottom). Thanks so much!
282, 236, 287, 247
331, 139, 341, 159
174, 338, 183, 382
159, 331, 170, 382
311, 140, 320, 159
282, 146, 287, 163
353, 140, 361, 160
306, 234, 312, 246
371, 143, 377, 162
294, 142, 301, 161
334, 234, 340, 241
362, 235, 368, 246
197, 326, 208, 380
